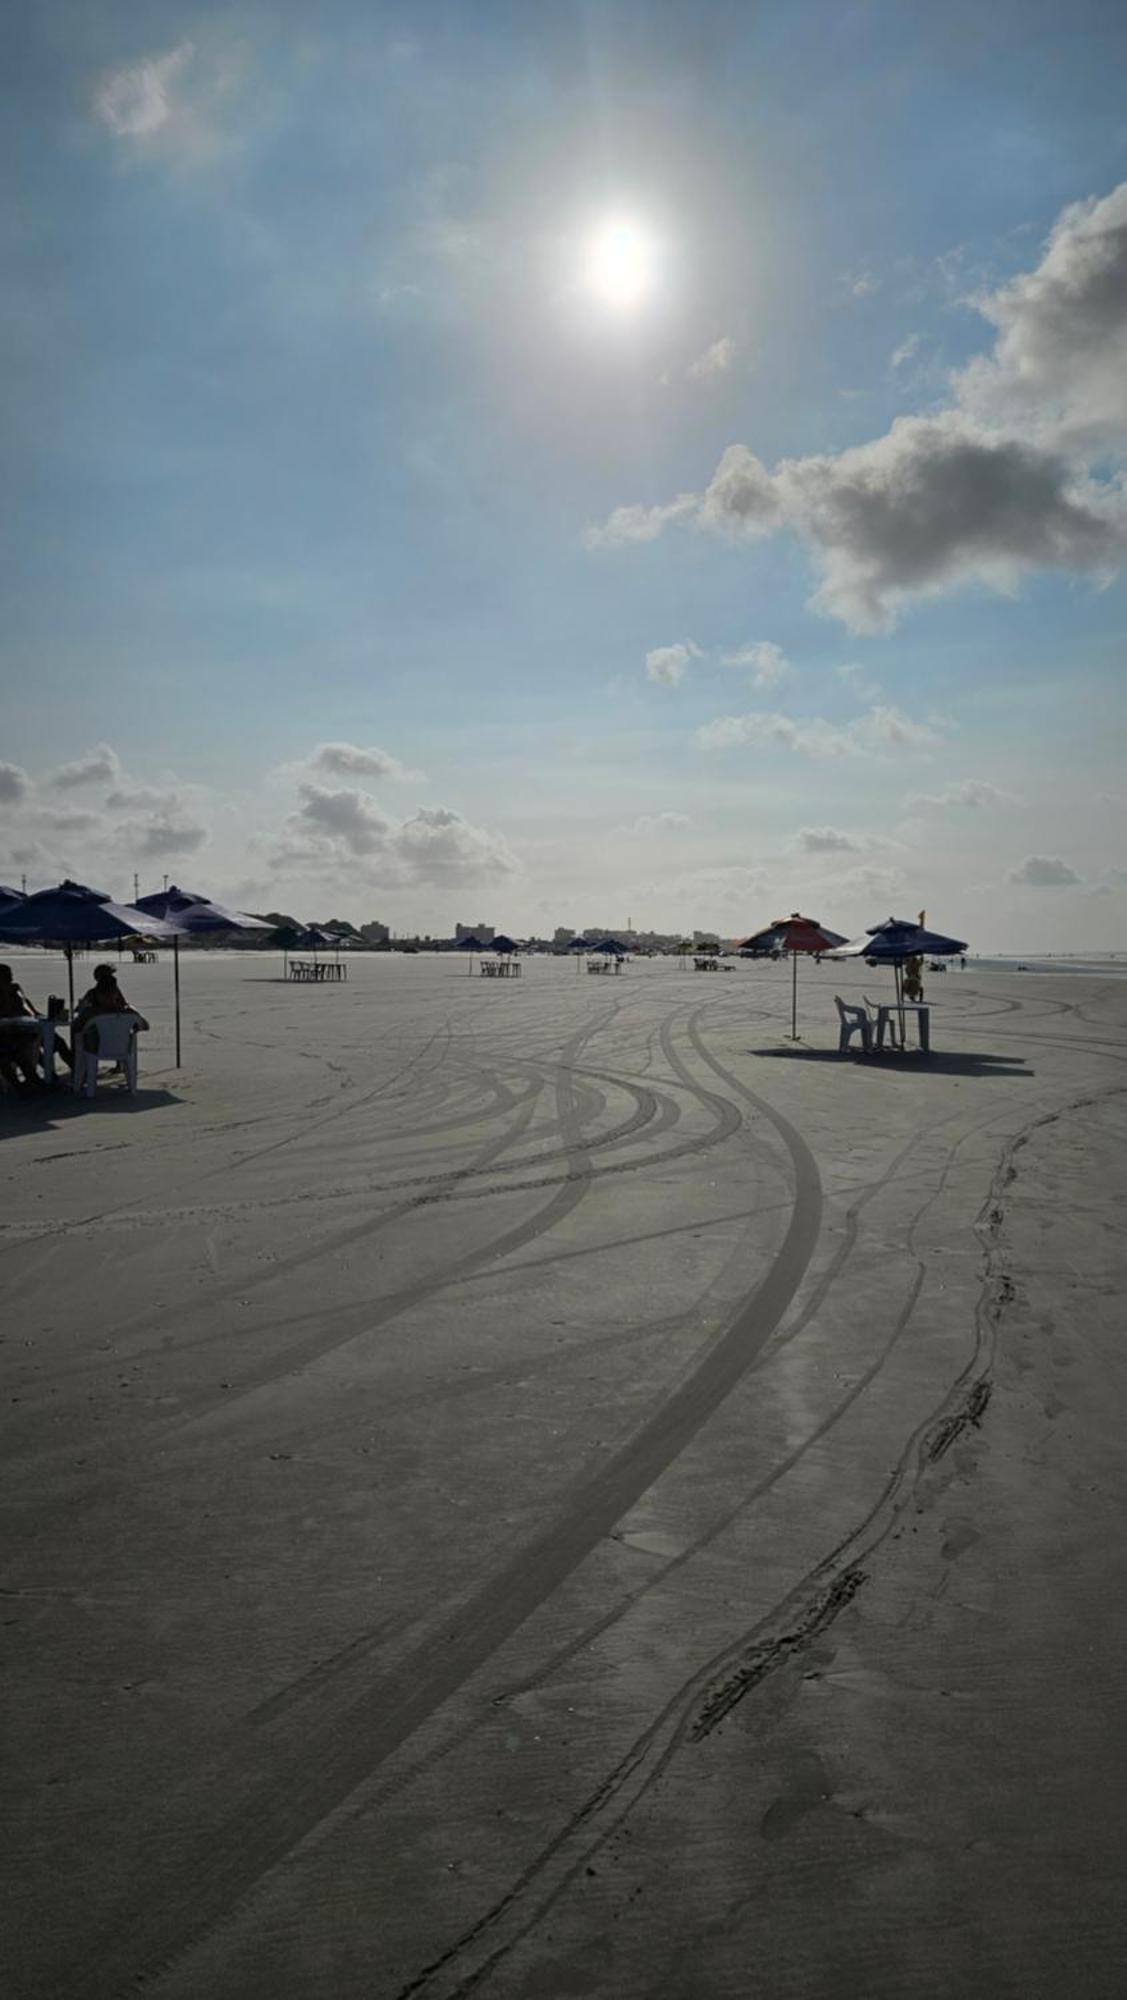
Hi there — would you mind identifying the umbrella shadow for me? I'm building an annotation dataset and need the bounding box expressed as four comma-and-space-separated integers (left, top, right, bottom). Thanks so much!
750, 1047, 1034, 1078
0, 1085, 182, 1138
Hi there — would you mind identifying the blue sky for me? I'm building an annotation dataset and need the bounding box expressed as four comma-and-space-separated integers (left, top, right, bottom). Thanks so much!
2, 0, 1125, 945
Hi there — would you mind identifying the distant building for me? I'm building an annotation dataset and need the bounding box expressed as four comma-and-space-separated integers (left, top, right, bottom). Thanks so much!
553, 927, 575, 946
360, 920, 390, 944
456, 921, 494, 943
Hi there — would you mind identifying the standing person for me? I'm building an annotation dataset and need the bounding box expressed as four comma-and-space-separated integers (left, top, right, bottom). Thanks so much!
0, 963, 40, 1090
902, 953, 925, 1004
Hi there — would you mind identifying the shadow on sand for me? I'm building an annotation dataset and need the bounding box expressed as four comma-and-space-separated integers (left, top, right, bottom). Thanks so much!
0, 1086, 182, 1139
751, 1047, 1034, 1079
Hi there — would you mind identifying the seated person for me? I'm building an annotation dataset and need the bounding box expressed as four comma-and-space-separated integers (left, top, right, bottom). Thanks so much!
0, 963, 40, 1090
74, 963, 149, 1046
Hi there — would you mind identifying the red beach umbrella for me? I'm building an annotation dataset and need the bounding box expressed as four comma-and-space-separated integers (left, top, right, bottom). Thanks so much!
763, 911, 848, 1039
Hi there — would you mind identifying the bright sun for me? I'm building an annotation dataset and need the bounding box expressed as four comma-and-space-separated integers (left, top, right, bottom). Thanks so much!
583, 216, 658, 310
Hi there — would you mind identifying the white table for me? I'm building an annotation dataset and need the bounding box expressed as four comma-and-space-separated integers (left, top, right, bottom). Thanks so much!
875, 1002, 931, 1053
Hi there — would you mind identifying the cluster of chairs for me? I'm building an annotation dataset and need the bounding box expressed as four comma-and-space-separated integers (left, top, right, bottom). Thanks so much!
480, 958, 521, 978
834, 994, 929, 1056
288, 959, 348, 982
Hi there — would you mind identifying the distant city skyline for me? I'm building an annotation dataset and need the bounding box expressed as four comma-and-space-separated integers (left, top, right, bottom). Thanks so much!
2, 3, 1125, 952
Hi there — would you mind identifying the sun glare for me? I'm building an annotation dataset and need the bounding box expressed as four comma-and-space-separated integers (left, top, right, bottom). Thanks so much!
583, 216, 658, 311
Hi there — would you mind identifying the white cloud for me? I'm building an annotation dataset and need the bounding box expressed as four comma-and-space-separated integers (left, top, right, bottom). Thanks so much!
129, 813, 209, 858
960, 183, 1127, 454
891, 333, 922, 370
93, 44, 195, 138
49, 744, 120, 791
687, 336, 736, 381
1008, 855, 1082, 887
91, 38, 244, 162
849, 272, 881, 299
295, 784, 391, 857
584, 495, 698, 550
312, 742, 424, 783
617, 812, 693, 837
698, 703, 941, 758
796, 826, 858, 854
394, 807, 518, 884
916, 778, 1022, 809
645, 641, 699, 686
279, 787, 516, 886
589, 183, 1127, 631
0, 762, 31, 805
721, 640, 791, 689
836, 662, 881, 702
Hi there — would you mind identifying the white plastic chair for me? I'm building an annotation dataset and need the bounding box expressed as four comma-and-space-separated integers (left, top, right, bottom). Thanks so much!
834, 996, 872, 1056
74, 1012, 143, 1097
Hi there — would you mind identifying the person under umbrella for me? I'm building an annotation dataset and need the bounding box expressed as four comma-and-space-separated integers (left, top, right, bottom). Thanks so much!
838, 916, 967, 1048
0, 881, 177, 1031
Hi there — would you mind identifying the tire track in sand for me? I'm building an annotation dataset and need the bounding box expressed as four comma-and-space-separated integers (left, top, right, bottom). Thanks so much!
33, 1013, 822, 2000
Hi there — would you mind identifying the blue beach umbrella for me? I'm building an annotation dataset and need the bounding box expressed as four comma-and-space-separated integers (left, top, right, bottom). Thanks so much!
135, 886, 272, 1063
839, 915, 968, 1040
0, 880, 178, 1023
488, 934, 518, 954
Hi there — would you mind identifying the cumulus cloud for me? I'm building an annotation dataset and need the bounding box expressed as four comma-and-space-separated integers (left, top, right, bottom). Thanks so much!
296, 784, 390, 857
589, 183, 1127, 630
698, 703, 941, 757
960, 183, 1127, 453
687, 336, 736, 381
796, 826, 858, 853
312, 742, 424, 782
1007, 855, 1081, 887
279, 787, 516, 885
645, 641, 700, 686
49, 744, 120, 791
836, 661, 881, 701
129, 813, 209, 858
0, 762, 31, 805
916, 778, 1021, 809
721, 640, 791, 689
394, 807, 518, 883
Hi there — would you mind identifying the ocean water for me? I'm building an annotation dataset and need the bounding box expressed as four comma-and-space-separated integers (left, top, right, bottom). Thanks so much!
966, 955, 1127, 978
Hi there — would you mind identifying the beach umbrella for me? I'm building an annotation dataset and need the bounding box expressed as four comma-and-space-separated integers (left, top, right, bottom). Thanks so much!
839, 915, 967, 1042
592, 938, 625, 955
457, 934, 484, 974
759, 912, 848, 1039
135, 886, 273, 1064
488, 933, 518, 954
0, 880, 178, 1025
0, 885, 25, 913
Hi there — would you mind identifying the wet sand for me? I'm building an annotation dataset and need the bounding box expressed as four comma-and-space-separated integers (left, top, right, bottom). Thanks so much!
2, 953, 1126, 1998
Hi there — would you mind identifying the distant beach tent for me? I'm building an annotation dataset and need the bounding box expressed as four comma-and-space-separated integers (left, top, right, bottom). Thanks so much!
591, 938, 626, 955
838, 915, 967, 1038
0, 880, 178, 1023
136, 886, 273, 1063
488, 934, 518, 954
755, 912, 848, 1039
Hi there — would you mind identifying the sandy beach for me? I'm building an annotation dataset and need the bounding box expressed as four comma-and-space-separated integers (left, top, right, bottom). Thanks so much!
3, 951, 1126, 1998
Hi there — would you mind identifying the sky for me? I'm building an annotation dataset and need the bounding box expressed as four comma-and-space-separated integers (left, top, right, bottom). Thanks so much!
2, 0, 1126, 948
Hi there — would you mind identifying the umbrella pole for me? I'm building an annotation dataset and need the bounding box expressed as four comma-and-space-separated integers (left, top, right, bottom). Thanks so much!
66, 944, 75, 1028
174, 935, 181, 1066
790, 950, 798, 1038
